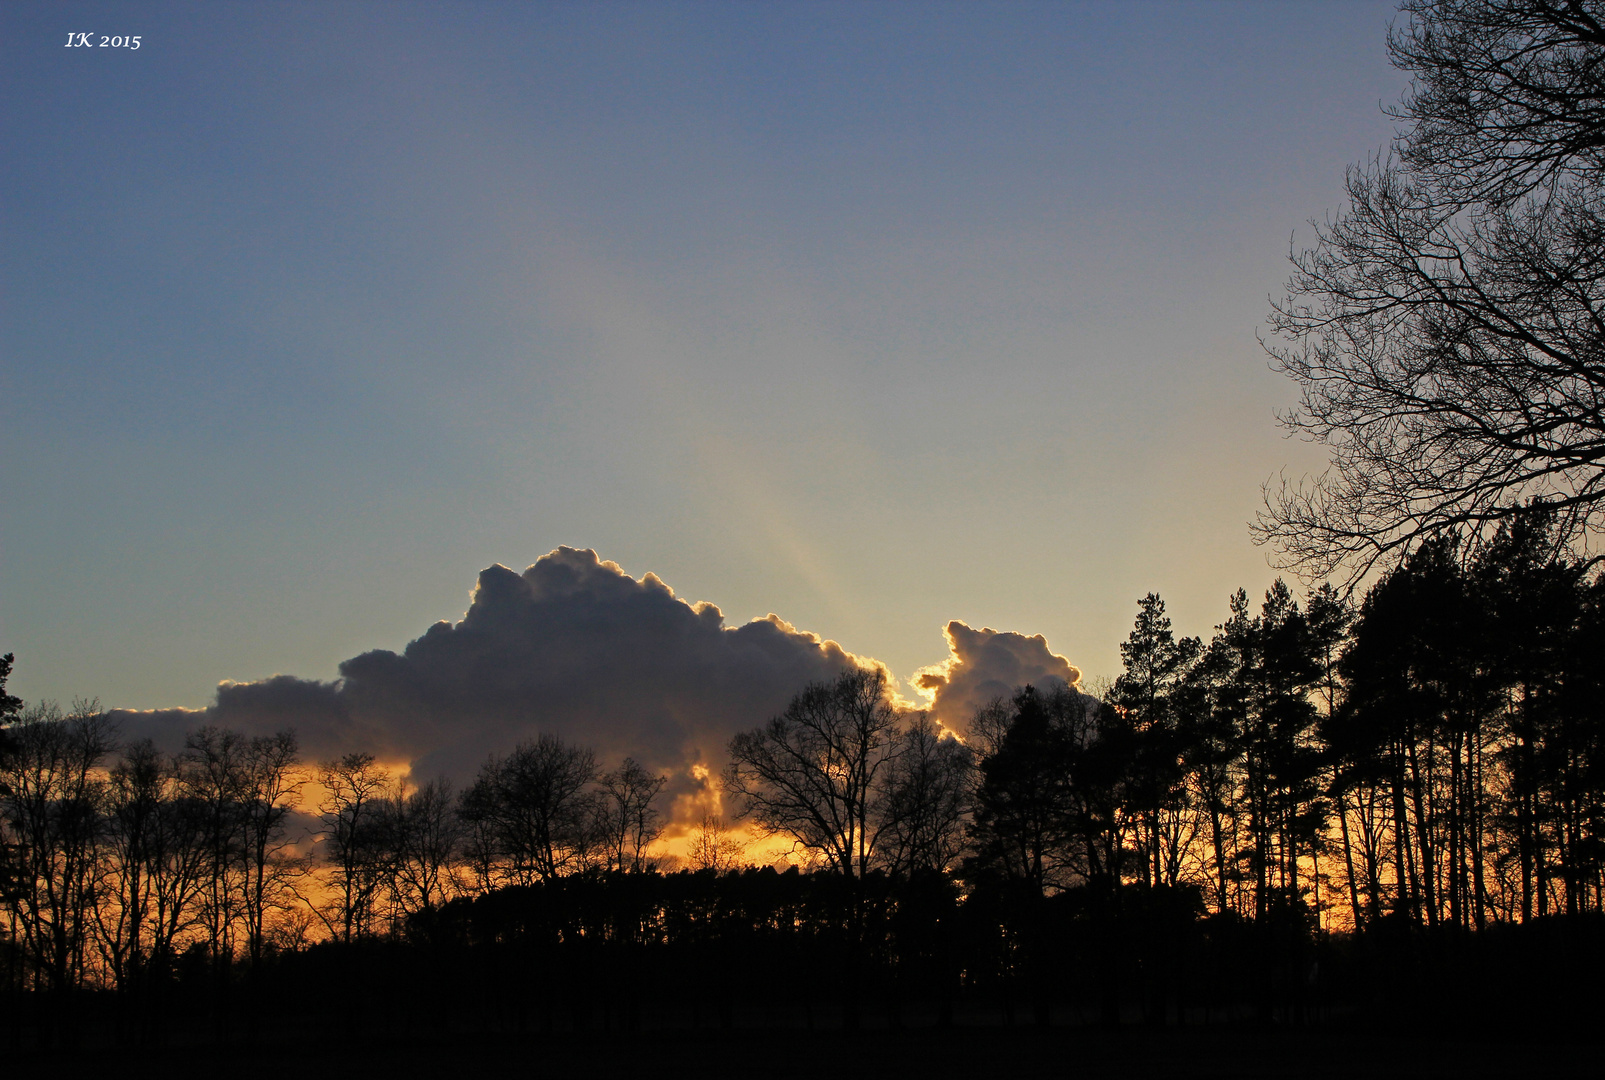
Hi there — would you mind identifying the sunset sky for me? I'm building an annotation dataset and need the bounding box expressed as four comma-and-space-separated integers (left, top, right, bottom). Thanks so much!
3, 1, 1402, 741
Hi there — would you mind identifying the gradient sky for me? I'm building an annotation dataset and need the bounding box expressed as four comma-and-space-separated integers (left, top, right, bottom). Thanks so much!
2, 0, 1403, 713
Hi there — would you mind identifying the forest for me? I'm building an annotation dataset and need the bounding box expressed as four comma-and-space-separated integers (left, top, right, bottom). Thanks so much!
2, 513, 1602, 1056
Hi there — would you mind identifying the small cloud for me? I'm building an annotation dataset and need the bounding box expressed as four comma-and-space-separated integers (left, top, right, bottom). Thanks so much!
912, 620, 1082, 732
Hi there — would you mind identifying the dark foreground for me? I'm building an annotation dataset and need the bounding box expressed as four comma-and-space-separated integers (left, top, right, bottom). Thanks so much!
25, 1026, 1602, 1080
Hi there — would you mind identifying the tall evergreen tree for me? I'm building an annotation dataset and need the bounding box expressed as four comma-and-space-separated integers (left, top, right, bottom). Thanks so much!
1477, 510, 1597, 916
1111, 595, 1202, 888
965, 686, 1078, 896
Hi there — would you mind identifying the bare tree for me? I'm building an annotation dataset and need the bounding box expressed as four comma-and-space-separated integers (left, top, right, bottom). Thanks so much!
380, 776, 463, 922
0, 654, 24, 909
874, 715, 974, 878
237, 732, 303, 966
687, 815, 749, 872
318, 752, 391, 943
967, 695, 1016, 761
1259, 0, 1605, 582
724, 667, 903, 877
596, 758, 667, 872
130, 747, 212, 980
462, 735, 598, 885
178, 727, 305, 966
0, 701, 116, 992
1388, 0, 1605, 208
94, 740, 164, 991
457, 781, 502, 896
182, 727, 249, 965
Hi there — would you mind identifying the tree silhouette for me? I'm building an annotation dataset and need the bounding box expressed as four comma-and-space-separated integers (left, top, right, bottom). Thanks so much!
1475, 510, 1598, 917
238, 732, 302, 966
461, 735, 599, 886
1180, 608, 1253, 915
1345, 536, 1504, 926
0, 654, 24, 909
1389, 0, 1605, 207
1111, 594, 1202, 889
725, 668, 903, 877
687, 815, 748, 872
318, 752, 391, 943
379, 776, 463, 920
596, 758, 667, 873
102, 741, 211, 993
97, 740, 164, 992
0, 700, 116, 993
966, 686, 1082, 895
874, 714, 973, 878
1259, 0, 1605, 582
1251, 581, 1328, 920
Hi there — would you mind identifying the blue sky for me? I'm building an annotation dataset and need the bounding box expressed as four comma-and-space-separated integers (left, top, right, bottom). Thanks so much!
3, 0, 1402, 711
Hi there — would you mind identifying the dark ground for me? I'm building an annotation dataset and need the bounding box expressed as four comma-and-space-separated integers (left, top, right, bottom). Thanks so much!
35, 1026, 1603, 1080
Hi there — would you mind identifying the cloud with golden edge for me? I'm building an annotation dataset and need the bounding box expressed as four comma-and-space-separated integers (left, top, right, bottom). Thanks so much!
912, 620, 1082, 735
108, 547, 883, 829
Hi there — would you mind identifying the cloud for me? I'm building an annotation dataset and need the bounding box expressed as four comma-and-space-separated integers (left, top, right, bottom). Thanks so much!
912, 621, 1082, 732
100, 706, 208, 753
110, 548, 869, 810
106, 550, 1091, 833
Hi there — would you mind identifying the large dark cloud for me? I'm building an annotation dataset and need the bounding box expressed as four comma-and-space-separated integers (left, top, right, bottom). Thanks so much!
108, 550, 1094, 830
111, 549, 863, 797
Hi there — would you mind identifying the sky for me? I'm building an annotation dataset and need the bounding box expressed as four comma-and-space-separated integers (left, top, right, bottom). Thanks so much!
2, 1, 1404, 766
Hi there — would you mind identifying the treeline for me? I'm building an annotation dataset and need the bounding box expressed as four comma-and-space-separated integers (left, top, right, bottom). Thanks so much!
718, 512, 1605, 935
1069, 511, 1605, 931
0, 702, 698, 1000
1, 511, 1602, 1042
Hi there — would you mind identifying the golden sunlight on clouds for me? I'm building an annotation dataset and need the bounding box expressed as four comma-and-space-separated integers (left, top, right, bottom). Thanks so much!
657, 762, 797, 869
912, 620, 1082, 732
